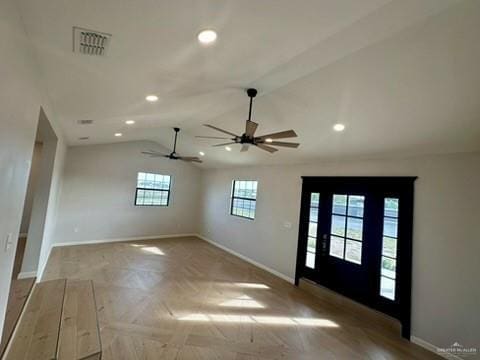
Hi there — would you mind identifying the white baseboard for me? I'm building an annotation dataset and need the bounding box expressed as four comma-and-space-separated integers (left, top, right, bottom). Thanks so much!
52, 233, 197, 248
411, 336, 463, 360
17, 271, 37, 279
196, 233, 295, 284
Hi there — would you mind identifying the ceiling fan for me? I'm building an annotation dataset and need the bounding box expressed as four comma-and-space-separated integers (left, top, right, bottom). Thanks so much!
196, 88, 299, 153
142, 127, 202, 163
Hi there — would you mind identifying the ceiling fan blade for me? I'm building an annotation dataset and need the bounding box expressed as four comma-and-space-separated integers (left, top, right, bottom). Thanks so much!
212, 142, 236, 147
267, 141, 300, 148
256, 144, 278, 153
195, 136, 231, 139
204, 124, 239, 137
141, 151, 168, 157
179, 156, 203, 163
245, 120, 258, 137
240, 144, 249, 152
256, 130, 297, 140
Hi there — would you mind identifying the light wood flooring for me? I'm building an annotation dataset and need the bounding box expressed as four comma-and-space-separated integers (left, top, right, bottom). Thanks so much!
41, 236, 439, 359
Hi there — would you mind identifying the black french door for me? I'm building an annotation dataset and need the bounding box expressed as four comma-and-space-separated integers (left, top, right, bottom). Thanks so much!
295, 177, 415, 339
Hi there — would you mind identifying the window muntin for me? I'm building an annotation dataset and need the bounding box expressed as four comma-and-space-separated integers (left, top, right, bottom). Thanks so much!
231, 180, 258, 219
306, 193, 320, 268
135, 172, 171, 206
380, 198, 399, 300
329, 194, 365, 264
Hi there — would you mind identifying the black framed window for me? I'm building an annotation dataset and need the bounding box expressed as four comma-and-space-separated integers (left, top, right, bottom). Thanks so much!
231, 180, 258, 219
135, 172, 171, 206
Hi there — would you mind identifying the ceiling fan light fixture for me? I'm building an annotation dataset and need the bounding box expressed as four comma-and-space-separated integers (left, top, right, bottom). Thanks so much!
333, 123, 345, 132
197, 29, 217, 45
146, 95, 159, 102
265, 138, 273, 143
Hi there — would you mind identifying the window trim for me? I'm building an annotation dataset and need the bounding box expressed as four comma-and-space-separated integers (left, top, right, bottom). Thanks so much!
230, 180, 257, 220
134, 173, 172, 207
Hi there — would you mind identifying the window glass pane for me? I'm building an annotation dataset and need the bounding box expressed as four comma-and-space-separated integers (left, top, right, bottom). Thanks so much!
231, 180, 257, 219
345, 240, 362, 264
384, 198, 399, 218
306, 252, 315, 268
383, 217, 398, 238
380, 276, 395, 300
307, 237, 316, 253
309, 208, 318, 222
329, 236, 344, 259
382, 236, 397, 258
332, 194, 347, 215
308, 222, 317, 238
346, 217, 363, 240
348, 195, 365, 217
331, 215, 346, 237
381, 256, 396, 279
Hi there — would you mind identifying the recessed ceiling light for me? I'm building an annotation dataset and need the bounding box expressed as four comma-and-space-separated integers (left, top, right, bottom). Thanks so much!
225, 146, 232, 151
265, 138, 273, 143
199, 151, 205, 156
125, 120, 135, 125
197, 29, 217, 45
333, 123, 345, 132
146, 95, 159, 102
114, 132, 122, 137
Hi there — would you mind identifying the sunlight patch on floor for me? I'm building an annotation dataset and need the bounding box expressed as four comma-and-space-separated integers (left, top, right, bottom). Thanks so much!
219, 295, 265, 309
177, 313, 339, 327
141, 246, 165, 255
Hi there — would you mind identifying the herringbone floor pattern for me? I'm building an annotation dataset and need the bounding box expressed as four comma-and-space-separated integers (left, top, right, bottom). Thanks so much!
42, 236, 438, 359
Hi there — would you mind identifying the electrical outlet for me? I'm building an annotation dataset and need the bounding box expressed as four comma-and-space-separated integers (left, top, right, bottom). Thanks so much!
4, 233, 13, 252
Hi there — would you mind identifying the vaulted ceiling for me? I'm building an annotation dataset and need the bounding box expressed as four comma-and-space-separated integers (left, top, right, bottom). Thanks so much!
18, 0, 480, 167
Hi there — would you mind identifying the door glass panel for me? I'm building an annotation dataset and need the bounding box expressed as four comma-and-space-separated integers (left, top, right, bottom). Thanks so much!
329, 194, 365, 264
331, 215, 346, 237
329, 236, 345, 259
306, 252, 315, 268
381, 256, 396, 278
332, 194, 347, 215
380, 276, 395, 301
348, 195, 365, 217
345, 240, 362, 264
383, 217, 398, 238
346, 217, 363, 240
380, 197, 399, 300
305, 193, 320, 269
382, 236, 397, 258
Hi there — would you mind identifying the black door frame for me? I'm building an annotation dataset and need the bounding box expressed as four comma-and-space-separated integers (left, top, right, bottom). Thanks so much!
295, 176, 416, 339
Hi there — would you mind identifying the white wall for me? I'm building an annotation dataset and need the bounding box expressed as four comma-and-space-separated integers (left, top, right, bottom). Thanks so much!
19, 143, 43, 235
53, 141, 201, 244
198, 152, 480, 351
0, 0, 66, 341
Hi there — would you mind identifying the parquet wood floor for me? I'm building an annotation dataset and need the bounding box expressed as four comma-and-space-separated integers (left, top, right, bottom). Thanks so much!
42, 236, 439, 359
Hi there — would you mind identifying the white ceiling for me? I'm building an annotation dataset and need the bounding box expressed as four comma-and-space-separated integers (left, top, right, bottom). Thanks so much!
18, 0, 480, 168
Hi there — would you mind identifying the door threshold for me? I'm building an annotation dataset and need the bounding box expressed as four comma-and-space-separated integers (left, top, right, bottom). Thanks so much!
299, 278, 401, 338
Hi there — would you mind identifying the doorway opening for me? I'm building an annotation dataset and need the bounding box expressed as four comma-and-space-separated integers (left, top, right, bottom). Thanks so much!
0, 108, 58, 357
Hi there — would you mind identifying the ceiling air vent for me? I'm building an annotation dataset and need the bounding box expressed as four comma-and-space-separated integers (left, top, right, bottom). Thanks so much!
73, 27, 111, 56
77, 119, 94, 125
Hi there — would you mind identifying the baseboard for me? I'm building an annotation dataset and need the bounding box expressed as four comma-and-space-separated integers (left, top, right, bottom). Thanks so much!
52, 233, 197, 248
411, 336, 463, 360
196, 233, 295, 284
17, 271, 37, 279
